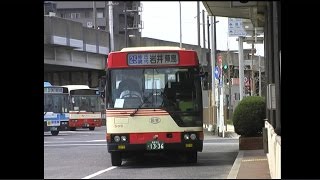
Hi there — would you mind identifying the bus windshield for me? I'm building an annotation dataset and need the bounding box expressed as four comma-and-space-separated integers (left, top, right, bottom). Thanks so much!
44, 94, 69, 113
108, 67, 202, 127
71, 95, 100, 112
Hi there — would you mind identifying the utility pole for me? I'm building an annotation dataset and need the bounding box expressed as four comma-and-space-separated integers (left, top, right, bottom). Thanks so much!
250, 37, 255, 96
227, 51, 232, 124
207, 16, 210, 51
220, 70, 225, 137
259, 55, 262, 96
105, 1, 109, 31
213, 16, 218, 134
124, 2, 128, 47
238, 36, 245, 100
209, 16, 215, 133
93, 1, 97, 29
179, 1, 182, 48
108, 1, 114, 52
214, 16, 217, 57
202, 10, 206, 49
197, 2, 200, 46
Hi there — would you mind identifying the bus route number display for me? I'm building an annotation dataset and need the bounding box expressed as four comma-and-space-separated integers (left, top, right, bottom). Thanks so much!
128, 53, 179, 66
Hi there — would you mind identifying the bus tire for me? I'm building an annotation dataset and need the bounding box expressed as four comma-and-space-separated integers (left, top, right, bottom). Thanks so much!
186, 151, 197, 163
89, 127, 95, 131
69, 127, 76, 131
51, 131, 59, 136
111, 152, 122, 166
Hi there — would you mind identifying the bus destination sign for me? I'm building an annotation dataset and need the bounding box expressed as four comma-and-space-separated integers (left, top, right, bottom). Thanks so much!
128, 53, 179, 66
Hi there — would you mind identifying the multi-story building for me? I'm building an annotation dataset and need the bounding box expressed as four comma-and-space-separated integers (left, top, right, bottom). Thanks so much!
44, 1, 143, 38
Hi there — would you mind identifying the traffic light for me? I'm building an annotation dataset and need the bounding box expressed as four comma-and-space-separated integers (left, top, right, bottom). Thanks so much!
222, 64, 228, 74
223, 64, 228, 70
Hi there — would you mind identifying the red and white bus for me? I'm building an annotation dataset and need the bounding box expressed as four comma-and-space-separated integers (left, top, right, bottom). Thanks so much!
63, 85, 102, 131
102, 46, 203, 166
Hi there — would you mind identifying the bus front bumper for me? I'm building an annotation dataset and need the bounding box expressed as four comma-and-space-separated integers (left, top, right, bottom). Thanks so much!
107, 141, 203, 153
44, 121, 69, 132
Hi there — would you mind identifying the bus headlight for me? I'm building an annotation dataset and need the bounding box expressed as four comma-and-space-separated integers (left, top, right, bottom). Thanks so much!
121, 136, 127, 142
190, 133, 197, 140
114, 135, 120, 142
184, 134, 190, 140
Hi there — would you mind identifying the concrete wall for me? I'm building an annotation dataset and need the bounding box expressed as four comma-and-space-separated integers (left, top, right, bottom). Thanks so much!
44, 70, 104, 88
44, 16, 109, 54
54, 1, 141, 36
128, 37, 209, 66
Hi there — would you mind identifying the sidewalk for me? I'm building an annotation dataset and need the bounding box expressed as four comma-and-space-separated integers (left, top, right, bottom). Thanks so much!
204, 125, 271, 179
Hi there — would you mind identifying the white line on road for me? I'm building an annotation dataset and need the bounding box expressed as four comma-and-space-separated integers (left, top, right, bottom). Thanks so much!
44, 140, 105, 143
45, 144, 107, 147
203, 142, 238, 145
82, 167, 117, 179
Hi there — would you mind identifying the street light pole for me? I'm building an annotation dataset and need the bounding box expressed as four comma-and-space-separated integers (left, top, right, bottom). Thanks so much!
259, 55, 262, 96
179, 1, 182, 48
238, 36, 245, 100
209, 16, 215, 133
93, 1, 97, 29
250, 37, 255, 96
108, 1, 114, 51
124, 2, 128, 47
197, 2, 200, 46
202, 10, 205, 49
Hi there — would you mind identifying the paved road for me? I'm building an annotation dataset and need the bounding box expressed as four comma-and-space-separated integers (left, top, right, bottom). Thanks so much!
44, 127, 239, 179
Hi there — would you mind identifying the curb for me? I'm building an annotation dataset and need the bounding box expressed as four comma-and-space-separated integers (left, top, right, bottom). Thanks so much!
225, 131, 240, 138
227, 150, 244, 179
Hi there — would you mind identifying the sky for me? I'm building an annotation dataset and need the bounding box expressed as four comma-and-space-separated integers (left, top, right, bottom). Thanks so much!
140, 1, 264, 56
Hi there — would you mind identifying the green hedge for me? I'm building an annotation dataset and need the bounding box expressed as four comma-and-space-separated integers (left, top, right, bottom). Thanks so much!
232, 96, 266, 137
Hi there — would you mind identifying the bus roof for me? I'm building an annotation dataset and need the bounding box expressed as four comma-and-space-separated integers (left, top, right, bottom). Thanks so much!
120, 46, 186, 52
44, 82, 52, 87
62, 85, 90, 93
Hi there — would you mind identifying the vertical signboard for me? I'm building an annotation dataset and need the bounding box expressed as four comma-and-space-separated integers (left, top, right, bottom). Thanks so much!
228, 18, 247, 37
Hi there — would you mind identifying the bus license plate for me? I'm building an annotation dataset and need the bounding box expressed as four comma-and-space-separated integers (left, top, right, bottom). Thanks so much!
146, 141, 164, 150
47, 120, 60, 126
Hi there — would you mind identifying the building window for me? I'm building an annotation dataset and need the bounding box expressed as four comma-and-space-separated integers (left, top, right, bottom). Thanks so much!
85, 11, 90, 18
71, 13, 80, 19
97, 12, 104, 18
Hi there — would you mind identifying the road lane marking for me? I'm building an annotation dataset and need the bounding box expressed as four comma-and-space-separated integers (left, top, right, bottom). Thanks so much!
45, 144, 107, 147
44, 140, 105, 143
203, 142, 238, 145
82, 167, 117, 179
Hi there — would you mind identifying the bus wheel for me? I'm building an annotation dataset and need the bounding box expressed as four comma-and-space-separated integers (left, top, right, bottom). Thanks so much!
51, 131, 59, 136
89, 127, 95, 131
69, 127, 76, 131
111, 152, 122, 166
186, 151, 197, 163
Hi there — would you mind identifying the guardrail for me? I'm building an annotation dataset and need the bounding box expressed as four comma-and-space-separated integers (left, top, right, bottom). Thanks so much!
265, 121, 281, 179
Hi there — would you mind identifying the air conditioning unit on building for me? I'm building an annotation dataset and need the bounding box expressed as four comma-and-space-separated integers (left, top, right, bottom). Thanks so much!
87, 22, 93, 28
49, 12, 56, 17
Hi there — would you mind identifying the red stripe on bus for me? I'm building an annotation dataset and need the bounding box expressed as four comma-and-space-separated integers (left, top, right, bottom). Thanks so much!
129, 132, 181, 144
69, 112, 101, 114
68, 119, 102, 127
106, 109, 169, 117
106, 113, 169, 117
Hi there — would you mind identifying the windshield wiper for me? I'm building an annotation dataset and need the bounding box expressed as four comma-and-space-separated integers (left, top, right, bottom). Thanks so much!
130, 93, 153, 117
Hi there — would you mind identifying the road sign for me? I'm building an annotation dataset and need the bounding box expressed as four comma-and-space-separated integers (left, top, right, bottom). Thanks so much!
214, 66, 220, 79
228, 18, 247, 37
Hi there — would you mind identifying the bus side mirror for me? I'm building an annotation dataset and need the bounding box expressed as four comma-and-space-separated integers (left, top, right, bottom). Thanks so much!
99, 76, 106, 97
199, 72, 208, 78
